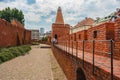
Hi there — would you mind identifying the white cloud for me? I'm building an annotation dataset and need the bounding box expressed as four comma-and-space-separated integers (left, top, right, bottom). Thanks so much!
24, 12, 41, 22
0, 0, 120, 32
46, 16, 54, 23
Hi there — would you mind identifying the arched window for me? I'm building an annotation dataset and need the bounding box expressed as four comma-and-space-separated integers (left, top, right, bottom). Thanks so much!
54, 34, 57, 39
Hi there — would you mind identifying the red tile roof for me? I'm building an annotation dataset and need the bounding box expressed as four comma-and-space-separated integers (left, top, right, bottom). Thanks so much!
74, 18, 94, 28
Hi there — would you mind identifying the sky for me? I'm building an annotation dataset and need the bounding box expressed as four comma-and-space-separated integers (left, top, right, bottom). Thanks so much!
0, 0, 120, 32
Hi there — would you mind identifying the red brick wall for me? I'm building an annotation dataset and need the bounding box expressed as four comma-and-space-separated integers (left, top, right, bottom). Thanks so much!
52, 46, 119, 80
52, 23, 70, 42
16, 27, 25, 45
76, 30, 87, 41
0, 19, 17, 47
54, 20, 120, 59
69, 30, 88, 50
114, 42, 120, 60
114, 18, 120, 41
113, 19, 120, 59
69, 22, 117, 58
57, 22, 120, 59
86, 22, 118, 58
0, 19, 31, 47
25, 30, 31, 44
87, 23, 114, 40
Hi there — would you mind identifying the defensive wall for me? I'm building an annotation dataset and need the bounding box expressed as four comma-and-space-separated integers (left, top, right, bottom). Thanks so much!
0, 19, 31, 47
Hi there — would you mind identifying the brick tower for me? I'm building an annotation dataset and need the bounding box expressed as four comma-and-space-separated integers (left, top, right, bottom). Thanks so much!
52, 7, 70, 42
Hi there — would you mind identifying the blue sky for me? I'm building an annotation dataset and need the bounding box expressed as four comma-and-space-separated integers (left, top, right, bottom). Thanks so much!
0, 0, 120, 32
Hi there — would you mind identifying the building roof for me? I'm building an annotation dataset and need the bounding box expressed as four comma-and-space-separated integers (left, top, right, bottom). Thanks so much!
74, 17, 94, 28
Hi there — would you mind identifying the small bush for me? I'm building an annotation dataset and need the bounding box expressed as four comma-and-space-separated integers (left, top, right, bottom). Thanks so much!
0, 45, 31, 64
32, 42, 39, 45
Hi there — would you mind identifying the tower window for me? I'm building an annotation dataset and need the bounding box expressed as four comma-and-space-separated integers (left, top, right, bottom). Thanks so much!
54, 34, 57, 39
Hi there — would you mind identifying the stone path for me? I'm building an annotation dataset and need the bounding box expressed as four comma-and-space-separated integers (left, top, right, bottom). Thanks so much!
0, 44, 67, 80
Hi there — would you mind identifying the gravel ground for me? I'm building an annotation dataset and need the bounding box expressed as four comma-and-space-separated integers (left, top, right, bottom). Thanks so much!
50, 47, 67, 80
0, 44, 67, 80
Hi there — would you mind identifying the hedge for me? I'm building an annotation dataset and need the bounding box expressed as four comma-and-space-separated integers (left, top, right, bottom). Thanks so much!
0, 45, 31, 64
32, 42, 39, 45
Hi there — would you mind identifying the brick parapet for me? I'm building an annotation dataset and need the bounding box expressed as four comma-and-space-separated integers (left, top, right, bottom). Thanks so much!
52, 46, 120, 80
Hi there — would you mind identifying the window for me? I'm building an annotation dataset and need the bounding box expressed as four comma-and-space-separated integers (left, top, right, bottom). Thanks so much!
93, 31, 97, 38
54, 34, 57, 39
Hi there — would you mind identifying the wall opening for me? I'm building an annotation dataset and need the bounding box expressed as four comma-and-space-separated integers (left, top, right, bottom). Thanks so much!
93, 31, 97, 38
76, 68, 86, 80
54, 34, 58, 39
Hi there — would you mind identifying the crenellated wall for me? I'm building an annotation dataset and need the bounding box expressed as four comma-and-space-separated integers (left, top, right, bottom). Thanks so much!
58, 21, 120, 60
52, 46, 120, 80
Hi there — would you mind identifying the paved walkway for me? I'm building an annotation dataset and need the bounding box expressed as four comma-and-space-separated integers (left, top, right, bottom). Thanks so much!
55, 44, 120, 79
0, 44, 67, 80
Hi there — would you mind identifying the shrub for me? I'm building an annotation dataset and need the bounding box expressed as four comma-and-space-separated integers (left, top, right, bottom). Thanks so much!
0, 45, 31, 64
9, 47, 21, 57
32, 42, 39, 45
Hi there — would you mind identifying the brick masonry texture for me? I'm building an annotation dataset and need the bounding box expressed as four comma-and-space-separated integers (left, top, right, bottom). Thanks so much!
52, 23, 70, 42
57, 21, 120, 60
0, 19, 31, 47
52, 46, 120, 80
51, 7, 120, 80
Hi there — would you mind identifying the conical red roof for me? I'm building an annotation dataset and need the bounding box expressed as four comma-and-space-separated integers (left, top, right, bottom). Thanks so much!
55, 7, 64, 24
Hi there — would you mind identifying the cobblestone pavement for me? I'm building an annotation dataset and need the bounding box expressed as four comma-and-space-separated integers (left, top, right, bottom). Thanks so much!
0, 44, 67, 80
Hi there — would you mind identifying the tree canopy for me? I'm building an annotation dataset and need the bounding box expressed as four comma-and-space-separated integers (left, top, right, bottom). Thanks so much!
0, 7, 25, 25
41, 37, 48, 41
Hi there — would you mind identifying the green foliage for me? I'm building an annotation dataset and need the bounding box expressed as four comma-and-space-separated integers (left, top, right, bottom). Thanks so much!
0, 7, 25, 25
41, 37, 48, 41
32, 42, 39, 45
0, 45, 31, 64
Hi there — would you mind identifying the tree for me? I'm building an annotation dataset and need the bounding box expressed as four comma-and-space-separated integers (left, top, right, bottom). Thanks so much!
41, 37, 48, 41
0, 7, 25, 25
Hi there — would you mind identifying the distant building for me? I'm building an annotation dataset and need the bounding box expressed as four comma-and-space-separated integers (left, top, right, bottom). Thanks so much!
30, 29, 39, 41
40, 28, 44, 35
45, 31, 51, 37
45, 31, 52, 43
39, 33, 45, 40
